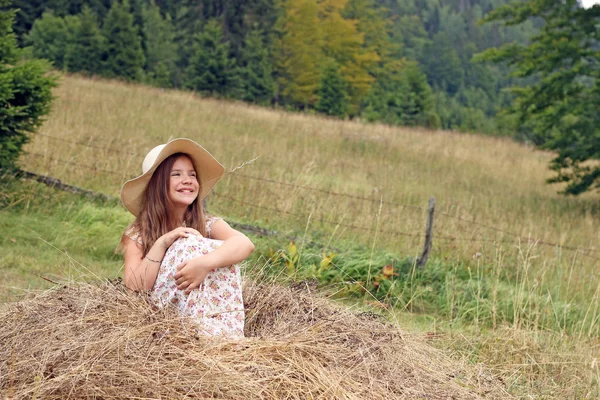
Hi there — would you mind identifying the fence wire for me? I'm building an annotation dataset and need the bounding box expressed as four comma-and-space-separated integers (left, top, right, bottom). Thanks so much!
22, 133, 600, 260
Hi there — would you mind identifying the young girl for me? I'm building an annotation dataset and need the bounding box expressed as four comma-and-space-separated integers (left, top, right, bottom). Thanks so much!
120, 138, 254, 338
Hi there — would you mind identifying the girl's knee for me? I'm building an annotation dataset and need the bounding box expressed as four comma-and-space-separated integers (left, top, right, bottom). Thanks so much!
171, 234, 204, 247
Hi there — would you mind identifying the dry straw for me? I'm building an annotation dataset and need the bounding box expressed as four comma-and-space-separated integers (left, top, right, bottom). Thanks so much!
0, 278, 507, 399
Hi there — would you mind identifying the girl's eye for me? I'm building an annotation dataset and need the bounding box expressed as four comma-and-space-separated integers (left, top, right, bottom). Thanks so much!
171, 173, 180, 177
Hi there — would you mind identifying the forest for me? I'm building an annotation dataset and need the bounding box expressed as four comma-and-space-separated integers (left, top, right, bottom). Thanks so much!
7, 0, 540, 135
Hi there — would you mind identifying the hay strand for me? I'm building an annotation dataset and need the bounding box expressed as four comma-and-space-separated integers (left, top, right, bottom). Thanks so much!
0, 279, 507, 399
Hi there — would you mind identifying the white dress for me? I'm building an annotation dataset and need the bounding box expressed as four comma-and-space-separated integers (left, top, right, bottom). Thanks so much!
125, 217, 245, 338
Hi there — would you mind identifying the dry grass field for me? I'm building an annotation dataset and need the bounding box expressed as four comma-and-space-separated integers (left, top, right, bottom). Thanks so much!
8, 74, 600, 397
21, 75, 599, 290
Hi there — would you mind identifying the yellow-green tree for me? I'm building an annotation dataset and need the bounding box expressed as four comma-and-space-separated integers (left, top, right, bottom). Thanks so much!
275, 0, 378, 111
275, 0, 323, 107
319, 0, 378, 113
344, 0, 394, 72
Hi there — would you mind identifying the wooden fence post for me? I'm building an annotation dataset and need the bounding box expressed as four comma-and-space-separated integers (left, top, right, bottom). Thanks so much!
417, 197, 435, 268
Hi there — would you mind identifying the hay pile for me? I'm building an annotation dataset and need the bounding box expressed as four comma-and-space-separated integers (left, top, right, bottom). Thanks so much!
0, 279, 507, 399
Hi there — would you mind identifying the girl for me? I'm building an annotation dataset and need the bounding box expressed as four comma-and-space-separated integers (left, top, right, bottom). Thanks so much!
120, 138, 254, 338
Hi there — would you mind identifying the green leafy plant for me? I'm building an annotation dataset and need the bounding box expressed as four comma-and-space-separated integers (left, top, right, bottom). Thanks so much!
0, 0, 55, 171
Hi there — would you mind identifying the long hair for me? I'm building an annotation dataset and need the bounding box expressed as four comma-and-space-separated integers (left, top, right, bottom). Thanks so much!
129, 153, 207, 256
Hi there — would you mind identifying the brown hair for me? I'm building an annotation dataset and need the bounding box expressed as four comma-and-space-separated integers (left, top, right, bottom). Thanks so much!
125, 153, 207, 256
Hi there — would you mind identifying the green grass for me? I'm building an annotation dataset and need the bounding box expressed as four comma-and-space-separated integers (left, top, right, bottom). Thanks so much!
2, 175, 599, 398
0, 176, 127, 300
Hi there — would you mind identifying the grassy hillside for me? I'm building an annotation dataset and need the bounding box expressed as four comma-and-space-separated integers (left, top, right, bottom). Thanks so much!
3, 74, 600, 397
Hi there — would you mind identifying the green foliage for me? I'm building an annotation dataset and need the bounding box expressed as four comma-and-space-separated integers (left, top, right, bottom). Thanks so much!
64, 7, 104, 75
239, 28, 275, 104
479, 0, 600, 194
319, 0, 378, 113
0, 1, 16, 62
142, 1, 177, 87
102, 0, 145, 81
3, 0, 545, 132
362, 60, 439, 128
420, 33, 464, 96
0, 0, 55, 171
315, 61, 349, 118
0, 176, 126, 299
185, 19, 240, 97
433, 90, 497, 134
10, 0, 112, 45
257, 241, 590, 335
344, 0, 394, 64
275, 0, 323, 107
401, 61, 439, 127
26, 11, 79, 70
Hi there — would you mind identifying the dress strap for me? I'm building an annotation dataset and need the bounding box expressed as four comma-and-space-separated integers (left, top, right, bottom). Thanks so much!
205, 216, 221, 238
124, 224, 143, 245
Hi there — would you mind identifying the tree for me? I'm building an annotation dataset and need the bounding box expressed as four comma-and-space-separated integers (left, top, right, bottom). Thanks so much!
142, 1, 177, 87
319, 0, 378, 113
315, 61, 349, 117
402, 60, 438, 127
420, 32, 464, 96
64, 7, 104, 75
186, 19, 239, 97
10, 0, 113, 44
478, 0, 600, 194
102, 0, 145, 81
26, 11, 78, 70
362, 59, 438, 128
274, 0, 323, 107
344, 0, 394, 65
239, 28, 275, 104
0, 0, 55, 171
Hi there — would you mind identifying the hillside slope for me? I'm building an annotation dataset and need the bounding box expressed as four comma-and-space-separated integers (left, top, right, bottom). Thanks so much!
4, 75, 599, 397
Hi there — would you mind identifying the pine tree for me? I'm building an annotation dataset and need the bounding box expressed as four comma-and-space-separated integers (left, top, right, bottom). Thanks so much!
0, 0, 55, 171
344, 0, 394, 64
185, 19, 239, 97
26, 11, 78, 70
275, 0, 323, 107
64, 7, 104, 75
344, 0, 401, 117
479, 0, 600, 194
11, 0, 113, 44
142, 1, 177, 87
171, 5, 198, 87
315, 61, 349, 117
318, 0, 378, 113
401, 60, 437, 127
239, 28, 274, 104
420, 32, 464, 96
362, 61, 408, 125
10, 0, 65, 44
362, 59, 438, 128
102, 0, 145, 81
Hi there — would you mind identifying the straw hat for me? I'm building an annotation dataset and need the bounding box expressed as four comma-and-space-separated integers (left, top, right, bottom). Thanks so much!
121, 138, 224, 216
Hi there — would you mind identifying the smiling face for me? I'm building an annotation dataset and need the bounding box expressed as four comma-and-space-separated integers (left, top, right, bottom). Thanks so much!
168, 155, 199, 209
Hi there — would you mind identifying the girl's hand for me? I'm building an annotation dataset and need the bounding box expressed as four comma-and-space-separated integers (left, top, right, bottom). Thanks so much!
174, 258, 211, 294
159, 227, 202, 250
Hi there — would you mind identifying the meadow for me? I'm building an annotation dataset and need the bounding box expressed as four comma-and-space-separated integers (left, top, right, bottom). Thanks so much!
2, 74, 599, 398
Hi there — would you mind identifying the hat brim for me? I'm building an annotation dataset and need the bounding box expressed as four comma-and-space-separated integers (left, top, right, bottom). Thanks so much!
120, 138, 224, 216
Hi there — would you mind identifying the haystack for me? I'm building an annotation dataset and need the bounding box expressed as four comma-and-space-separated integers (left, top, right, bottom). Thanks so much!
0, 278, 507, 399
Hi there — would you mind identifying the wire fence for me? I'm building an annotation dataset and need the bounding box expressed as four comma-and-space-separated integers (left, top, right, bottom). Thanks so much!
228, 173, 425, 211
213, 192, 424, 239
28, 151, 125, 176
23, 132, 600, 260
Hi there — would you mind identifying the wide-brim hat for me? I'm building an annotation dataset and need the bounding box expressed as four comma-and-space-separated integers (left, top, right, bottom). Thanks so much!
121, 138, 224, 216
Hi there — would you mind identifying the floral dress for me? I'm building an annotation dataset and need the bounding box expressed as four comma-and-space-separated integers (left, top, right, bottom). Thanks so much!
125, 217, 245, 338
